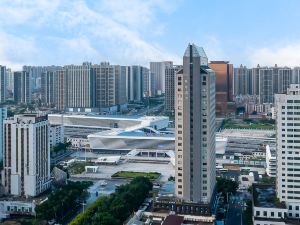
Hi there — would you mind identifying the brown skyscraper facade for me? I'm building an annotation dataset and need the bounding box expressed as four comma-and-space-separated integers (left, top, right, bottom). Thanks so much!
208, 61, 234, 115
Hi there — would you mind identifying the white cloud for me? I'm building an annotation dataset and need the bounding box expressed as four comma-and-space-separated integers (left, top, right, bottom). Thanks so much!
0, 0, 181, 69
0, 0, 61, 25
248, 43, 300, 67
99, 0, 179, 31
48, 36, 105, 64
0, 31, 38, 70
202, 35, 227, 61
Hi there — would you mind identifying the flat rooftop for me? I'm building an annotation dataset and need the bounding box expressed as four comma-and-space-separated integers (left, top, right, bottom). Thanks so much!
117, 131, 174, 138
218, 129, 275, 139
92, 114, 143, 119
253, 184, 285, 208
49, 113, 168, 121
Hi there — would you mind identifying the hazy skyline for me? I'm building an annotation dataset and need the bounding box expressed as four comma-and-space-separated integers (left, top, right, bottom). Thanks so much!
1, 0, 300, 69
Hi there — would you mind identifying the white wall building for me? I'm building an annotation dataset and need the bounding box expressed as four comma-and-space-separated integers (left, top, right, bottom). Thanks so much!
2, 114, 51, 197
0, 108, 7, 162
252, 184, 288, 225
0, 200, 36, 221
49, 124, 64, 148
275, 84, 300, 219
266, 144, 276, 177
66, 135, 89, 148
150, 61, 173, 95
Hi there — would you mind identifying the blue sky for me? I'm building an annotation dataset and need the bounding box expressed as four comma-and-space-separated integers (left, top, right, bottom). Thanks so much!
1, 0, 300, 70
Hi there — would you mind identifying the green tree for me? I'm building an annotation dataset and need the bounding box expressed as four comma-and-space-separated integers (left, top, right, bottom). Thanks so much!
216, 177, 239, 202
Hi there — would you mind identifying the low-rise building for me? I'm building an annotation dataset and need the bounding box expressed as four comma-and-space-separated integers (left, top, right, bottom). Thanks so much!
252, 184, 287, 225
265, 145, 276, 177
0, 200, 36, 221
66, 135, 89, 148
49, 124, 64, 148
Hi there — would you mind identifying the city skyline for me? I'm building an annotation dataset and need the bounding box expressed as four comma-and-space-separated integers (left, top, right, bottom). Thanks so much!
2, 0, 300, 70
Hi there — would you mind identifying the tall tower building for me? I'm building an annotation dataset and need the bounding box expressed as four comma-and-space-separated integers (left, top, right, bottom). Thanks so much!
278, 67, 292, 94
150, 61, 173, 95
92, 62, 127, 110
259, 68, 274, 104
56, 69, 66, 111
175, 44, 216, 203
165, 65, 182, 113
208, 61, 234, 115
0, 108, 7, 162
64, 63, 95, 109
233, 65, 252, 96
292, 67, 300, 84
251, 65, 260, 96
6, 68, 14, 94
41, 71, 57, 105
2, 114, 51, 197
13, 71, 32, 104
0, 66, 7, 103
275, 84, 300, 218
126, 66, 148, 102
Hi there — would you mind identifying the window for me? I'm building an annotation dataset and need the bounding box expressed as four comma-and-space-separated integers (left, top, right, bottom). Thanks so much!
278, 212, 282, 217
271, 211, 274, 217
263, 211, 267, 216
256, 211, 260, 216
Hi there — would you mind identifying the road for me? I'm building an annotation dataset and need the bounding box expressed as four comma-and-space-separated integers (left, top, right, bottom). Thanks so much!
225, 193, 245, 225
63, 179, 128, 224
85, 179, 129, 206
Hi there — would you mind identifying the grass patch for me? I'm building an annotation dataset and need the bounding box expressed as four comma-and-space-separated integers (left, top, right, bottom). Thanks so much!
112, 171, 161, 179
223, 119, 275, 130
68, 162, 93, 175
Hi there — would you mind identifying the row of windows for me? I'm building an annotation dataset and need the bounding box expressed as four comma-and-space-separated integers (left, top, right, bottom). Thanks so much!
256, 210, 282, 217
283, 105, 300, 109
282, 111, 300, 115
282, 123, 300, 126
287, 100, 300, 103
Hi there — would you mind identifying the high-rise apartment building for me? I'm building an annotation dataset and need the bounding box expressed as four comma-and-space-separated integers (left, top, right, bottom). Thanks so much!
92, 62, 127, 111
259, 68, 274, 104
165, 65, 182, 113
233, 65, 252, 96
64, 63, 95, 109
6, 68, 13, 93
251, 65, 260, 96
150, 61, 173, 95
175, 44, 216, 204
23, 66, 59, 91
2, 114, 51, 197
0, 108, 7, 162
13, 71, 32, 104
142, 68, 151, 98
258, 66, 293, 104
41, 71, 57, 105
292, 67, 300, 84
0, 66, 7, 103
275, 84, 300, 218
56, 69, 66, 111
126, 65, 148, 102
208, 61, 234, 115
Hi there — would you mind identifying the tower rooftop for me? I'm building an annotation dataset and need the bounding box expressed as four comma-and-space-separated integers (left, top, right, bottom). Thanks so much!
184, 43, 208, 65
